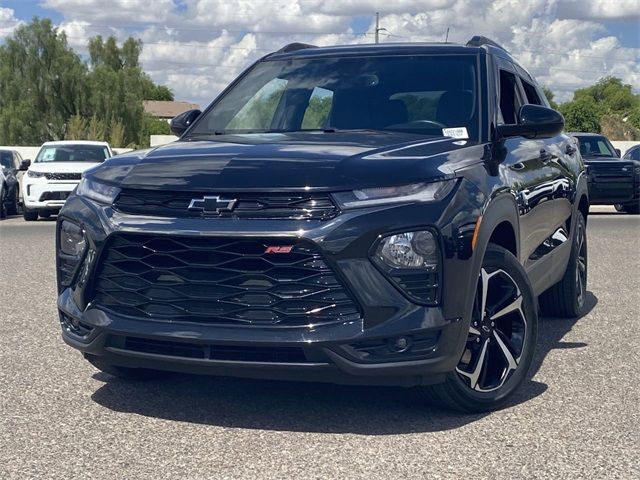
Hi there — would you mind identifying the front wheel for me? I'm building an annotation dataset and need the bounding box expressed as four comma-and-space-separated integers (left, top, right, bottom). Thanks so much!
418, 245, 538, 413
23, 208, 38, 221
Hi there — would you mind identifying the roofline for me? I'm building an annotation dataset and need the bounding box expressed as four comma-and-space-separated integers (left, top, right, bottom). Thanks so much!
41, 140, 111, 146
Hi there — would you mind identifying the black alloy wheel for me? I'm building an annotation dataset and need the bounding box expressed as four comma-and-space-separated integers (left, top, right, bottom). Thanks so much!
455, 266, 528, 392
419, 245, 537, 412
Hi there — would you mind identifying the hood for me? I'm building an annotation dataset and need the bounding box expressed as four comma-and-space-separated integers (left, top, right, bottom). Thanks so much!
28, 161, 102, 174
90, 131, 486, 191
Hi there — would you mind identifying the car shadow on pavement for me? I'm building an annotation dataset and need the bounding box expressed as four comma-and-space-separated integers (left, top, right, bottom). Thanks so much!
89, 292, 597, 434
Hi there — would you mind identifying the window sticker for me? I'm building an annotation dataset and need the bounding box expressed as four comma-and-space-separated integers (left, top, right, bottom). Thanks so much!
442, 127, 469, 139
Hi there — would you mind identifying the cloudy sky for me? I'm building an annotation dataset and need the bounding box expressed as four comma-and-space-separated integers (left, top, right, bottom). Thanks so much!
1, 0, 638, 107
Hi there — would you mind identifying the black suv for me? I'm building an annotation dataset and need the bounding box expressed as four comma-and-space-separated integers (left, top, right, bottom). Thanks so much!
571, 133, 640, 214
57, 37, 589, 412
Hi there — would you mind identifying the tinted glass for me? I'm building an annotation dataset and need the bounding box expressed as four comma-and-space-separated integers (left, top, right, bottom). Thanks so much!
0, 151, 13, 170
190, 55, 479, 140
623, 147, 640, 160
521, 79, 542, 105
498, 70, 521, 125
35, 145, 110, 163
575, 136, 617, 158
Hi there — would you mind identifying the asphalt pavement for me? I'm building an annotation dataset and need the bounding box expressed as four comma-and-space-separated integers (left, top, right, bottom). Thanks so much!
1, 206, 639, 479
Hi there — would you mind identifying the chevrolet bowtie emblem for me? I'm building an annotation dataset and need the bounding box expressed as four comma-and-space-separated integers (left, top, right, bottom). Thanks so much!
188, 196, 238, 215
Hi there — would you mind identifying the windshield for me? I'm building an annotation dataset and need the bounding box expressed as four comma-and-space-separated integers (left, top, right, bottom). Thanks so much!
0, 151, 13, 170
189, 55, 479, 140
35, 145, 110, 163
575, 136, 617, 158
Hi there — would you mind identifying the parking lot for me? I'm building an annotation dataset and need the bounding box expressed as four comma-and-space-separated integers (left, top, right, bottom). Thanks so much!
0, 207, 638, 479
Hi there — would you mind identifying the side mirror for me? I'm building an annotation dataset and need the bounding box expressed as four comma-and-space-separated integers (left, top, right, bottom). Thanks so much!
497, 105, 564, 139
614, 148, 621, 157
19, 159, 31, 171
170, 109, 201, 136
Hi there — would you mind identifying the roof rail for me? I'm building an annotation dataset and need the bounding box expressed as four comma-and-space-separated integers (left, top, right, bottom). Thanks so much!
466, 35, 508, 53
276, 43, 317, 54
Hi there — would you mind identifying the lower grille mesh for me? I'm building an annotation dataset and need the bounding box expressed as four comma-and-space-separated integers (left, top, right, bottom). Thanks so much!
91, 234, 361, 327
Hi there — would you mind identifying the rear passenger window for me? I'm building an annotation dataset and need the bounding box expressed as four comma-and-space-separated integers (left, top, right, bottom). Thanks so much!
498, 70, 521, 125
521, 79, 542, 105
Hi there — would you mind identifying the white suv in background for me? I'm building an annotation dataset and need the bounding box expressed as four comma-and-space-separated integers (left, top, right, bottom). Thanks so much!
21, 141, 113, 221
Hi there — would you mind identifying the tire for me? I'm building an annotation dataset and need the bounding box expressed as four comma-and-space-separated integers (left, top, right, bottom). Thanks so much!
84, 354, 172, 381
418, 244, 538, 413
614, 204, 625, 212
6, 189, 19, 216
0, 187, 6, 219
23, 208, 38, 221
622, 203, 640, 214
539, 214, 588, 318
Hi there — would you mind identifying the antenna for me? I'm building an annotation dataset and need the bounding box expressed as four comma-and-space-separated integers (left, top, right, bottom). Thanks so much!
445, 27, 450, 43
374, 12, 387, 44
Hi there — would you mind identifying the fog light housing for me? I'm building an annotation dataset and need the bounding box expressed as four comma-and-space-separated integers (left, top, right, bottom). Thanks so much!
389, 336, 412, 353
372, 229, 440, 305
59, 221, 86, 256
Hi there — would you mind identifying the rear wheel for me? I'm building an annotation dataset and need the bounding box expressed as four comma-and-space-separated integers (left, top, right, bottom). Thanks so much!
22, 208, 38, 221
539, 214, 587, 318
84, 354, 172, 381
418, 245, 538, 413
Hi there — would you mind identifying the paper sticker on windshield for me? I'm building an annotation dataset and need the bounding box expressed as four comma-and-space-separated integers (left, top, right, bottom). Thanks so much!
442, 127, 469, 139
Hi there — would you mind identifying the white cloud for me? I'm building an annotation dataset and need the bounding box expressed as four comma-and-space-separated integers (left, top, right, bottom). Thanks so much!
39, 0, 640, 106
558, 0, 640, 20
0, 7, 21, 39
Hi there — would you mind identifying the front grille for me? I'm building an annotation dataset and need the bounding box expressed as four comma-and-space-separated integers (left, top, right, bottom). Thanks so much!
114, 189, 338, 220
40, 191, 70, 201
44, 172, 82, 180
116, 336, 309, 363
91, 234, 361, 327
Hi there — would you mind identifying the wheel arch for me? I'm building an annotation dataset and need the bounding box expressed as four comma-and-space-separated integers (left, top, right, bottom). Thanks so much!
454, 192, 521, 359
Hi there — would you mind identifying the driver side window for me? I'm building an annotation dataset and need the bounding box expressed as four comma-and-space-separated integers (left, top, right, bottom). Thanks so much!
498, 70, 523, 125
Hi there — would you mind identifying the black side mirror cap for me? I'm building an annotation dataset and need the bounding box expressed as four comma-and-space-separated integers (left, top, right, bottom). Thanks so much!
19, 159, 31, 171
170, 109, 202, 136
497, 105, 564, 139
614, 148, 621, 157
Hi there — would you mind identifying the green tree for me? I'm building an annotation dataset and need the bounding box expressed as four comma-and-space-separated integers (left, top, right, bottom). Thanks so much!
574, 77, 638, 113
109, 120, 126, 147
86, 35, 174, 147
0, 18, 88, 144
66, 115, 88, 140
559, 96, 602, 133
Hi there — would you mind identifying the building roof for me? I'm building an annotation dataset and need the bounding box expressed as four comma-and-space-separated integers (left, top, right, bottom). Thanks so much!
143, 100, 200, 118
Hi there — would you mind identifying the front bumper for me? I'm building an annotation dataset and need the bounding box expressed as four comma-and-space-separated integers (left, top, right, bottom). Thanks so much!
57, 180, 484, 386
22, 178, 78, 209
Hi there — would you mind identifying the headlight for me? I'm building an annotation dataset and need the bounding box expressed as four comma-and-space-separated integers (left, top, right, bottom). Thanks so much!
332, 180, 455, 209
372, 229, 440, 305
76, 177, 121, 204
59, 221, 86, 256
26, 170, 46, 178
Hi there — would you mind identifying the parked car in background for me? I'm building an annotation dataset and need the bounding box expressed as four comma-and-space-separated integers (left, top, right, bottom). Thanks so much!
623, 144, 640, 161
571, 133, 640, 214
57, 38, 589, 413
21, 141, 113, 221
0, 167, 7, 218
0, 149, 23, 216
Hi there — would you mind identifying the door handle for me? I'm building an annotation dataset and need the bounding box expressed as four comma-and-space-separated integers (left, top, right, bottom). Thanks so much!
540, 149, 551, 164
